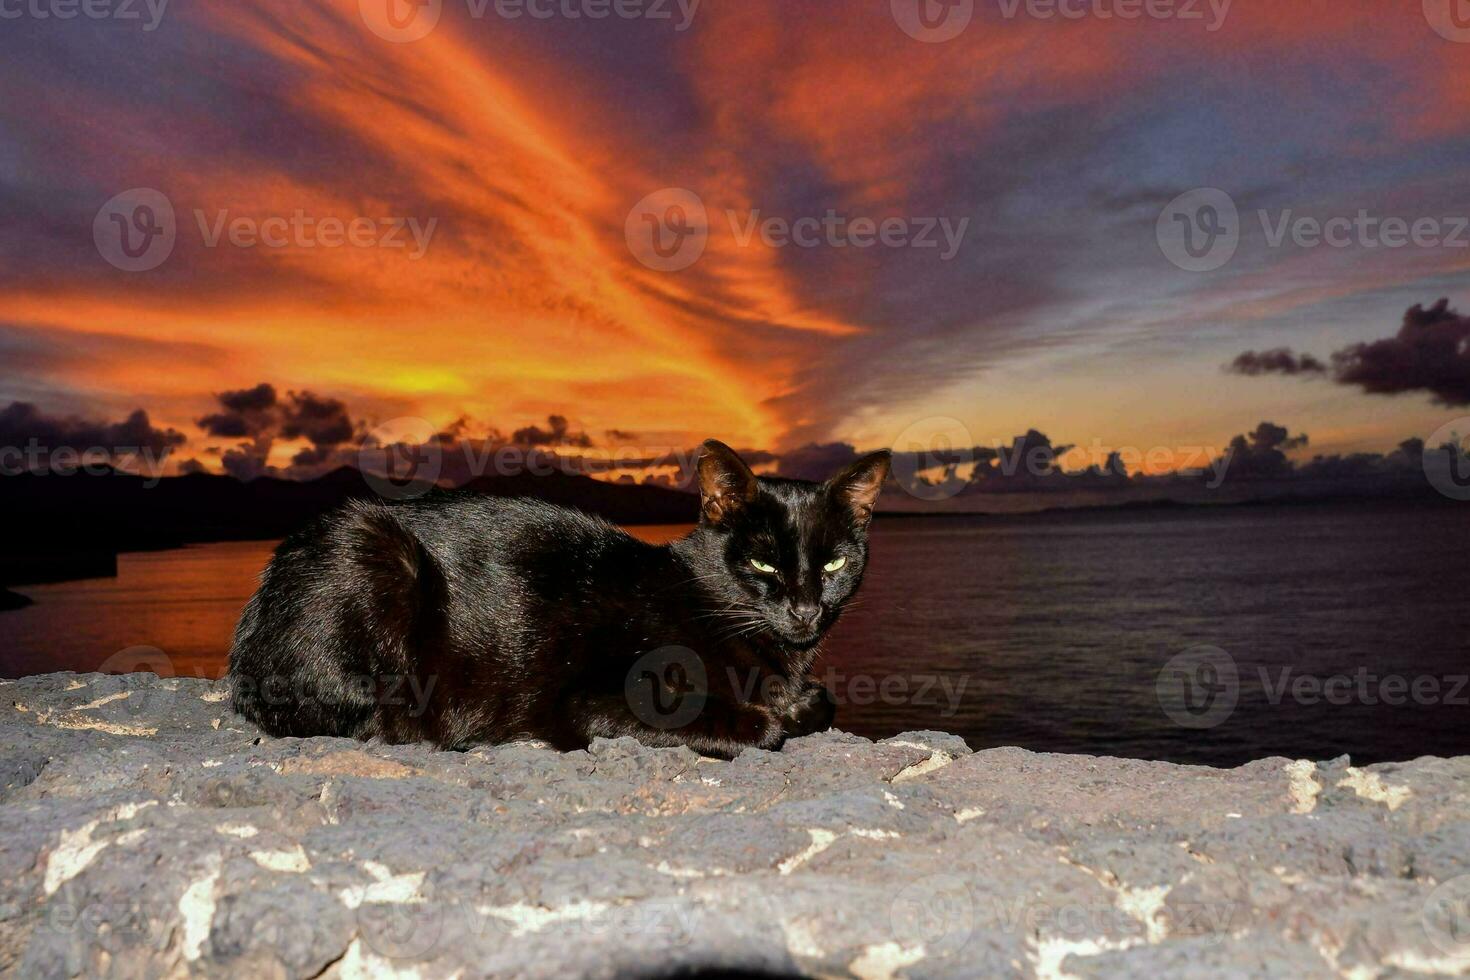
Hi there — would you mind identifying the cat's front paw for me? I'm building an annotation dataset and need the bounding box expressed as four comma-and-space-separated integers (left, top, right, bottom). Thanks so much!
735, 704, 787, 752
782, 683, 836, 739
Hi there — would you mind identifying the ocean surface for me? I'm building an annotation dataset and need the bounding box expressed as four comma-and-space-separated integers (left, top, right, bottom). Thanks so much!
3, 501, 1467, 766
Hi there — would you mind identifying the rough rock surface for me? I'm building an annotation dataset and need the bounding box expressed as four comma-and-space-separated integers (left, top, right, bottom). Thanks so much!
3, 672, 1469, 978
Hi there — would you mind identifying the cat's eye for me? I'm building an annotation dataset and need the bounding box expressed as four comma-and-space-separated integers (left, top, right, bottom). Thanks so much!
823, 557, 847, 573
749, 559, 777, 574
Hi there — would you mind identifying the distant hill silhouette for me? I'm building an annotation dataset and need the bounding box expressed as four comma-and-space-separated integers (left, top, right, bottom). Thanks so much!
1, 466, 698, 590
0, 589, 32, 611
4, 461, 1452, 597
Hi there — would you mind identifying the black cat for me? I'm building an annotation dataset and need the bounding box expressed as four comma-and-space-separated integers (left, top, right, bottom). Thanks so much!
227, 440, 890, 757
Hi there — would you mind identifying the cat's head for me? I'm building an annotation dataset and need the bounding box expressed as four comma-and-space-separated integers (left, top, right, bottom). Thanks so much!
691, 439, 891, 649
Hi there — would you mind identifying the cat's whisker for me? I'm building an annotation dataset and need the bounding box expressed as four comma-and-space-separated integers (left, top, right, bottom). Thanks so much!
720, 614, 765, 628
711, 618, 769, 637
709, 624, 766, 639
656, 575, 724, 594
689, 608, 762, 625
656, 569, 745, 595
707, 613, 771, 635
693, 603, 762, 619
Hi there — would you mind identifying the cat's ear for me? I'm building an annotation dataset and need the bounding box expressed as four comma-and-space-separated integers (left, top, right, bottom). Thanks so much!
698, 440, 759, 525
827, 450, 891, 525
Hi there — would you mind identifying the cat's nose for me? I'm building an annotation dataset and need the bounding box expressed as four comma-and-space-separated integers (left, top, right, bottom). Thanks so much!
789, 601, 821, 627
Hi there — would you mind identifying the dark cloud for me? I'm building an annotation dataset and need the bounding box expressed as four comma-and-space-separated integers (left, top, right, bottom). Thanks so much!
9, 383, 1453, 510
778, 433, 1127, 501
222, 397, 699, 486
196, 383, 364, 480
1249, 421, 1309, 452
198, 384, 354, 448
436, 417, 497, 445
200, 395, 275, 479
222, 443, 273, 482
1331, 299, 1470, 406
1208, 421, 1309, 482
964, 430, 1087, 494
0, 402, 185, 459
862, 421, 1446, 508
547, 446, 776, 490
220, 383, 279, 416
1230, 299, 1470, 406
778, 441, 994, 493
280, 392, 356, 449
174, 399, 1470, 511
889, 421, 1445, 509
512, 415, 593, 448
1227, 348, 1327, 376
290, 444, 337, 467
774, 424, 1424, 507
198, 383, 278, 438
197, 413, 253, 439
775, 443, 863, 482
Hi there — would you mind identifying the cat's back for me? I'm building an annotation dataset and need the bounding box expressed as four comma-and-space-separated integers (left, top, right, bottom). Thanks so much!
379, 489, 634, 566
333, 491, 671, 610
255, 491, 636, 607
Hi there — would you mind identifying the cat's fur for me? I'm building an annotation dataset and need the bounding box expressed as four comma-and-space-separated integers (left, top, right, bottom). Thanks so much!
227, 440, 890, 757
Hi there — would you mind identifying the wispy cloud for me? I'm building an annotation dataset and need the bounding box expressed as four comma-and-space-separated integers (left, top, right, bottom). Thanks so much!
2, 0, 1469, 460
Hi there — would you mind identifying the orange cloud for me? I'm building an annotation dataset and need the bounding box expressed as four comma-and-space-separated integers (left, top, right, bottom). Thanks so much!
0, 0, 881, 453
4, 0, 1469, 468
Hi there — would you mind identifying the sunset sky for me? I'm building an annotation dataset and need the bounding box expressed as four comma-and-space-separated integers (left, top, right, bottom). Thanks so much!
3, 0, 1470, 480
